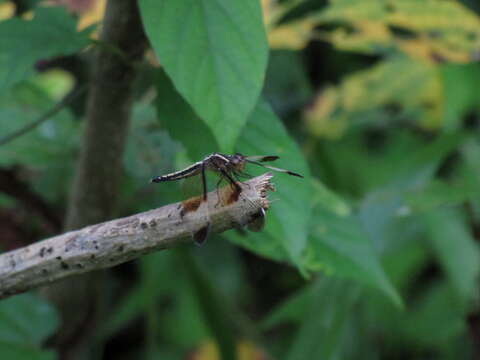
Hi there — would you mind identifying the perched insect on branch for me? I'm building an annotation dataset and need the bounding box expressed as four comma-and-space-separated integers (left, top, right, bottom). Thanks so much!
151, 153, 303, 244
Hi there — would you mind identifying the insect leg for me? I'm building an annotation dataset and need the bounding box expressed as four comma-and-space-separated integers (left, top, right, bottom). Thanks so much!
193, 162, 210, 246
220, 169, 242, 193
215, 176, 224, 208
201, 162, 208, 201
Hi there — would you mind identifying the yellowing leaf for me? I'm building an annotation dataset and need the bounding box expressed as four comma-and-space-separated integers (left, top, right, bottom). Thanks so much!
304, 87, 346, 139
262, 0, 315, 50
77, 0, 106, 31
316, 0, 480, 63
304, 57, 443, 138
0, 1, 15, 21
190, 339, 268, 360
268, 17, 316, 50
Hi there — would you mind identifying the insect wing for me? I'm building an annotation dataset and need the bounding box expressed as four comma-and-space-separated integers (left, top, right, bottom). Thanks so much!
244, 155, 279, 162
245, 159, 303, 178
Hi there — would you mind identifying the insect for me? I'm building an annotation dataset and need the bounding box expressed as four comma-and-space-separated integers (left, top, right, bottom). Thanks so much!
151, 153, 303, 245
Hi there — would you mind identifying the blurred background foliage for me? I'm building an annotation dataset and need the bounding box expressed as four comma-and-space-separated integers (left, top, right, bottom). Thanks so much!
1, 0, 480, 359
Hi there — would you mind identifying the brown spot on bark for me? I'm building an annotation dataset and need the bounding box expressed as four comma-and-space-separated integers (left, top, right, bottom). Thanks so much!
40, 247, 46, 257
181, 196, 203, 217
226, 187, 241, 204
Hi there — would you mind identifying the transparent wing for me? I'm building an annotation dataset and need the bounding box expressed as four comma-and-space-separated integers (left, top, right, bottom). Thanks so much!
245, 159, 303, 178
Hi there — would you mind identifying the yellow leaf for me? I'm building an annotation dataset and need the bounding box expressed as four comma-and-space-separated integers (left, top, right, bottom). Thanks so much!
0, 1, 15, 21
189, 339, 268, 360
304, 58, 444, 138
262, 0, 315, 50
77, 0, 106, 31
316, 0, 480, 63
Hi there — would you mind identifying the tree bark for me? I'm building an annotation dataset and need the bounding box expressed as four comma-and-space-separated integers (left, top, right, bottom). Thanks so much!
0, 174, 273, 299
42, 1, 147, 358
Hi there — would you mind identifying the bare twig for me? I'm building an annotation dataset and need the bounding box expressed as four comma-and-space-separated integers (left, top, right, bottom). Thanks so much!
0, 174, 273, 299
0, 84, 87, 147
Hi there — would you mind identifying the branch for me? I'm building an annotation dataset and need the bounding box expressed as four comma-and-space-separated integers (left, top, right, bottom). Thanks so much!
0, 174, 273, 299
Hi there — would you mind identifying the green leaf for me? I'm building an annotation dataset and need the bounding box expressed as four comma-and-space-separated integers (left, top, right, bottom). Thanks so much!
154, 69, 218, 159
124, 104, 181, 179
0, 6, 90, 91
441, 63, 480, 130
423, 207, 480, 304
396, 281, 466, 347
229, 101, 311, 269
100, 252, 178, 341
311, 179, 351, 217
140, 0, 268, 151
357, 132, 465, 250
177, 249, 237, 360
0, 80, 78, 201
0, 343, 55, 360
404, 179, 480, 213
0, 293, 58, 360
264, 50, 313, 114
261, 284, 315, 330
305, 205, 402, 307
286, 277, 361, 360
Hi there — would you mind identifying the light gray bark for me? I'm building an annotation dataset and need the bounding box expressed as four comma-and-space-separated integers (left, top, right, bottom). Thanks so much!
0, 174, 273, 299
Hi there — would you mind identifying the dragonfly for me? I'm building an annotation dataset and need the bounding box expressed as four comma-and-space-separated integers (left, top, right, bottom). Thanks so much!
151, 153, 303, 245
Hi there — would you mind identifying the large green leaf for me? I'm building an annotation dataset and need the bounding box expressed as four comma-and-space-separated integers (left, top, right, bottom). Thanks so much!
140, 0, 268, 151
0, 6, 90, 91
154, 69, 218, 159
285, 278, 361, 360
423, 207, 480, 305
305, 205, 402, 307
229, 101, 311, 269
0, 293, 58, 360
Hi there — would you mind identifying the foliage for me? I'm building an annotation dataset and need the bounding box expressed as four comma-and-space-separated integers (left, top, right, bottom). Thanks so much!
0, 294, 58, 360
1, 0, 480, 359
